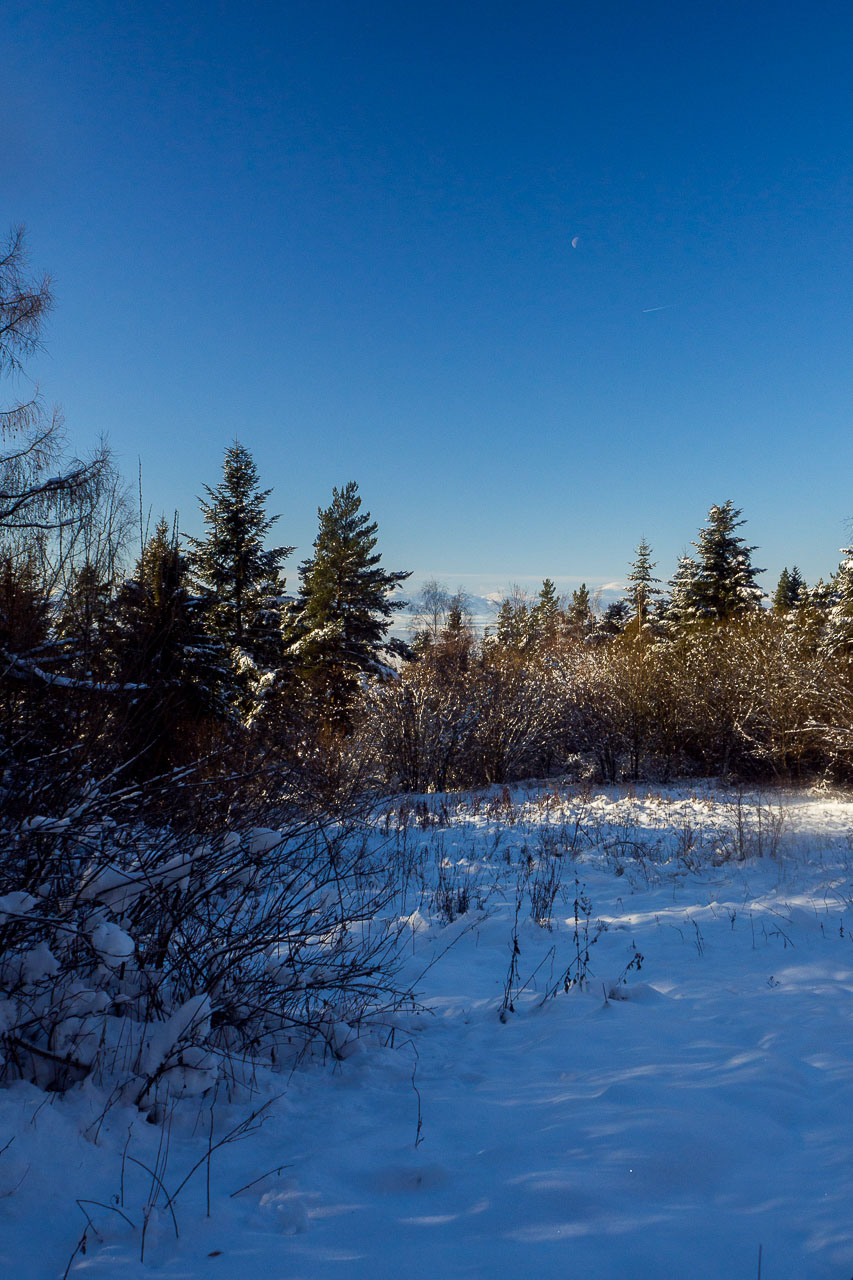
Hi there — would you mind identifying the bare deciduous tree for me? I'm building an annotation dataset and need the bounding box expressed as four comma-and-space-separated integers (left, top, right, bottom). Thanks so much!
1, 226, 109, 537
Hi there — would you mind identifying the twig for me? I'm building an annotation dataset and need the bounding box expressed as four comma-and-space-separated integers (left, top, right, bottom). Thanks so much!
77, 1197, 136, 1231
127, 1155, 179, 1240
229, 1164, 292, 1198
411, 1062, 424, 1148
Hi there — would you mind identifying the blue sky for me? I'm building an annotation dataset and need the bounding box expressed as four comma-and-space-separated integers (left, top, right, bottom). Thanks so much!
3, 0, 853, 601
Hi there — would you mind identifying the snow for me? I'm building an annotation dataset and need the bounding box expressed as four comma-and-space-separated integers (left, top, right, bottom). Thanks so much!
88, 920, 135, 966
0, 891, 37, 923
3, 782, 853, 1277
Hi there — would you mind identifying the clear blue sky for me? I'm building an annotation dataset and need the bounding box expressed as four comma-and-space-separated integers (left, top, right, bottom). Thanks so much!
4, 0, 853, 600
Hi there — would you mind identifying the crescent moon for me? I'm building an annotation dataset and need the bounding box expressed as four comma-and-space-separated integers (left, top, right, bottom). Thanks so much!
571, 236, 579, 249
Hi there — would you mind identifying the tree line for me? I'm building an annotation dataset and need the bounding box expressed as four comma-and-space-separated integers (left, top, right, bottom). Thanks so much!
3, 224, 853, 805
377, 501, 853, 789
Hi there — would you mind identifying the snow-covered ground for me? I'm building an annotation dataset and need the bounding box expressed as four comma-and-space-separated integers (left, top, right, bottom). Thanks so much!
3, 782, 853, 1278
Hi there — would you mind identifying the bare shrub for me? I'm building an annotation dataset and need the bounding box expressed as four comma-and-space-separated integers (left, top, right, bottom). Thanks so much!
0, 756, 410, 1108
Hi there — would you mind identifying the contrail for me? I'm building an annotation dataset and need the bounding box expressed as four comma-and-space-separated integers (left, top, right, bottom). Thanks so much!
642, 304, 675, 313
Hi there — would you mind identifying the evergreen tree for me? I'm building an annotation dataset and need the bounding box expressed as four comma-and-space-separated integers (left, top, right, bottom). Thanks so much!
287, 482, 411, 718
795, 576, 834, 651
444, 590, 472, 639
55, 560, 113, 676
532, 578, 560, 644
495, 591, 532, 650
188, 443, 292, 659
624, 538, 662, 628
772, 565, 805, 614
599, 598, 631, 637
690, 501, 764, 621
823, 547, 853, 665
107, 518, 225, 775
663, 554, 700, 630
772, 567, 791, 614
789, 565, 806, 607
567, 583, 593, 638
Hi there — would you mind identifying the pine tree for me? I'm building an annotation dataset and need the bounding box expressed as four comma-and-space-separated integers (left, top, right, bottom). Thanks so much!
287, 482, 411, 718
624, 538, 662, 628
188, 443, 292, 659
690, 501, 764, 621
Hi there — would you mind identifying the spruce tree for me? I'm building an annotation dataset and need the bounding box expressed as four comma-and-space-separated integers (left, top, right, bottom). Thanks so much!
690, 501, 764, 621
444, 590, 472, 639
55, 561, 113, 677
663, 554, 700, 630
495, 591, 532, 650
823, 548, 853, 665
624, 538, 662, 628
287, 481, 410, 717
567, 583, 593, 638
107, 518, 224, 775
188, 442, 292, 659
532, 578, 560, 644
772, 565, 805, 613
599, 598, 631, 637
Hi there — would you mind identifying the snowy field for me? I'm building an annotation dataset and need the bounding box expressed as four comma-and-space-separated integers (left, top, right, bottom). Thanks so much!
3, 782, 853, 1278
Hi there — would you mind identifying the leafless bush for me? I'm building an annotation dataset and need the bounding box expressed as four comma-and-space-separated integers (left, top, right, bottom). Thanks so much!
0, 756, 412, 1110
366, 668, 475, 792
714, 791, 789, 863
529, 849, 563, 928
368, 612, 853, 791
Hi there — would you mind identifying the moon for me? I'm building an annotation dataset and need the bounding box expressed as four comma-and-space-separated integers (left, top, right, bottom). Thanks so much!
571, 235, 579, 249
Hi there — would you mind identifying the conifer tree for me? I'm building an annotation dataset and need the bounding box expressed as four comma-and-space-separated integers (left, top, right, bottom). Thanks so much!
690, 501, 764, 621
663, 554, 700, 630
789, 565, 806, 607
599, 598, 631, 637
567, 583, 593, 637
107, 518, 224, 775
444, 590, 472, 639
532, 578, 560, 644
823, 548, 853, 665
794, 577, 834, 651
772, 567, 791, 614
287, 482, 410, 718
624, 538, 661, 628
495, 591, 532, 650
188, 443, 292, 659
772, 565, 805, 614
55, 561, 113, 677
